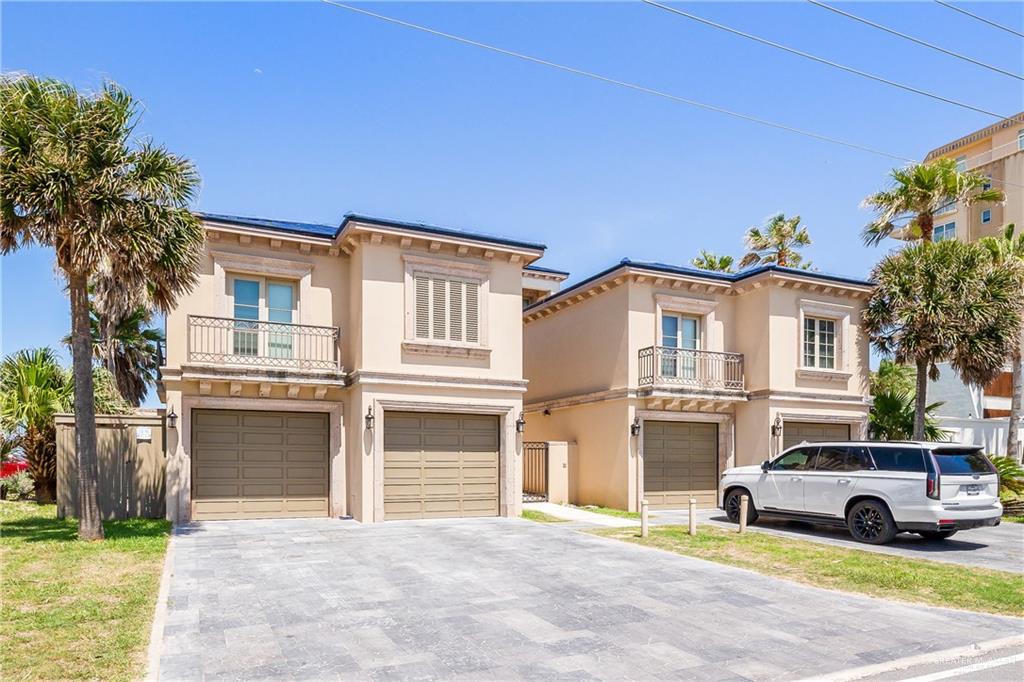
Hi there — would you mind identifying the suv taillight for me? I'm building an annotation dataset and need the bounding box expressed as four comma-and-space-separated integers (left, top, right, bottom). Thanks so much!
926, 470, 941, 500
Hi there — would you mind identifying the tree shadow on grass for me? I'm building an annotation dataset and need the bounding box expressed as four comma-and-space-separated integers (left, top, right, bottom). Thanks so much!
3, 514, 169, 544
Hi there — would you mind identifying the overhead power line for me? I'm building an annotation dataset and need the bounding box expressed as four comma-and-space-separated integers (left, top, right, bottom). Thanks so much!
807, 0, 1023, 81
642, 0, 1011, 120
934, 1, 1024, 39
319, 1, 1024, 190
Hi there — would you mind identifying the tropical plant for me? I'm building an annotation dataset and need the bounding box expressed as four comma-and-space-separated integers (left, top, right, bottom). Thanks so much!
1, 75, 203, 538
691, 250, 735, 273
868, 389, 946, 441
1, 470, 35, 501
739, 213, 812, 269
863, 239, 1024, 440
862, 158, 1004, 246
989, 455, 1024, 496
64, 299, 165, 407
870, 359, 916, 396
982, 224, 1024, 462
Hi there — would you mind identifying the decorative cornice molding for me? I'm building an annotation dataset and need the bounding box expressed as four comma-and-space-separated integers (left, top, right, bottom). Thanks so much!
401, 340, 492, 360
348, 369, 528, 392
210, 249, 313, 278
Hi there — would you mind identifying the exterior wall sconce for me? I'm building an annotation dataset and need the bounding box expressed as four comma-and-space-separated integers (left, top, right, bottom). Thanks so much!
515, 413, 526, 433
770, 415, 782, 437
630, 417, 641, 437
166, 407, 178, 430
365, 407, 375, 431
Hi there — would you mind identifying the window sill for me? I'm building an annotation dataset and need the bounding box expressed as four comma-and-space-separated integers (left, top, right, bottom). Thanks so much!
402, 340, 492, 360
796, 367, 852, 383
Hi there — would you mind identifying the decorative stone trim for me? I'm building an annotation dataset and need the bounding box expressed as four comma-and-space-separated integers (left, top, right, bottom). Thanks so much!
348, 370, 527, 392
402, 253, 491, 348
795, 368, 853, 383
401, 340, 492, 360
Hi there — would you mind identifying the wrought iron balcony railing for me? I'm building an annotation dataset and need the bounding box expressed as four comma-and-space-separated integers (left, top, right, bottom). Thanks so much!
187, 315, 340, 371
638, 346, 745, 391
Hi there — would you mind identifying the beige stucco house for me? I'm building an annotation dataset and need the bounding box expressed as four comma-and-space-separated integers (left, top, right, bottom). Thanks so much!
522, 259, 873, 511
159, 213, 548, 523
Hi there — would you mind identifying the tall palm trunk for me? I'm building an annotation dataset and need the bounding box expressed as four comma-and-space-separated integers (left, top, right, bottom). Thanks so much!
914, 359, 929, 441
918, 212, 935, 242
1009, 331, 1024, 463
70, 273, 103, 540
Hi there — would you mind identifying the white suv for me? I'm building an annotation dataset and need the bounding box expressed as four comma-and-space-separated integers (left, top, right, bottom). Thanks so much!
719, 442, 1002, 544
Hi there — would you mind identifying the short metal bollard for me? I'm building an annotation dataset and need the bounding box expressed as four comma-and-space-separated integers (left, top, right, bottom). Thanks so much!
688, 497, 697, 536
739, 495, 749, 534
640, 500, 649, 538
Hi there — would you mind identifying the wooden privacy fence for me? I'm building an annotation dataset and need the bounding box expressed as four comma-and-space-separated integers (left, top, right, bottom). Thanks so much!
523, 441, 549, 502
56, 413, 166, 520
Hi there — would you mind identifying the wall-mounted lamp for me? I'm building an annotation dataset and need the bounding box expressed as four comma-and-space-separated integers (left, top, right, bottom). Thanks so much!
166, 407, 178, 430
515, 413, 526, 433
630, 417, 641, 437
770, 415, 783, 437
365, 407, 375, 431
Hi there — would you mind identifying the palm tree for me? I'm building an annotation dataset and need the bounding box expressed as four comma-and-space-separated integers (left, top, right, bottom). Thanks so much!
0, 76, 203, 539
869, 389, 946, 441
739, 213, 812, 269
64, 298, 165, 407
691, 250, 735, 273
862, 158, 1004, 245
982, 224, 1024, 461
863, 239, 1024, 440
870, 359, 916, 396
0, 348, 71, 501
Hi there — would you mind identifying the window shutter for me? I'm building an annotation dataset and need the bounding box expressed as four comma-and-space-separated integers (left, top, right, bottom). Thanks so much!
449, 280, 464, 342
465, 282, 479, 343
431, 278, 447, 340
415, 275, 430, 339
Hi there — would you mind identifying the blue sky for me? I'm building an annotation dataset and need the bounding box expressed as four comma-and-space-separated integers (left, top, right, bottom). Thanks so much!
2, 1, 1022, 407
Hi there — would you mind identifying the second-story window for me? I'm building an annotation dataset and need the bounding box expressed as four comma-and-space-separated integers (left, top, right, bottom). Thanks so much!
1019, 129, 1024, 152
232, 277, 296, 358
955, 155, 967, 172
982, 209, 992, 224
933, 221, 956, 242
414, 274, 480, 344
661, 313, 699, 379
803, 316, 835, 370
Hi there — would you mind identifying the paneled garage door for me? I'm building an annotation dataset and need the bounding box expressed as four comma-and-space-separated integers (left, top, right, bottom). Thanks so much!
643, 421, 719, 509
191, 409, 329, 520
383, 411, 500, 520
783, 421, 851, 450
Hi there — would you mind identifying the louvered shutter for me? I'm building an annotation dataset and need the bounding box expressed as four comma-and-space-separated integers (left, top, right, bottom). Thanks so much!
449, 280, 464, 342
415, 275, 430, 339
465, 282, 479, 343
431, 278, 447, 340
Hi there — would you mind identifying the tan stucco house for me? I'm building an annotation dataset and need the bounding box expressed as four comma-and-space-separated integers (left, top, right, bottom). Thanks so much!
159, 213, 548, 523
522, 259, 873, 511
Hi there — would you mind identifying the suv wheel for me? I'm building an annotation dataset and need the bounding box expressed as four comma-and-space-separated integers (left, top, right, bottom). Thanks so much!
847, 500, 897, 545
918, 530, 957, 541
724, 488, 758, 525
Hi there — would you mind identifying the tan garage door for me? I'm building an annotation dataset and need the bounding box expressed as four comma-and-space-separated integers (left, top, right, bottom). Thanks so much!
783, 421, 851, 450
383, 411, 499, 520
643, 421, 718, 509
191, 409, 329, 521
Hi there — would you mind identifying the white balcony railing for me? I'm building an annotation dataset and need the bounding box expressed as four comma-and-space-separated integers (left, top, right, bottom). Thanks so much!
187, 315, 340, 371
638, 346, 745, 391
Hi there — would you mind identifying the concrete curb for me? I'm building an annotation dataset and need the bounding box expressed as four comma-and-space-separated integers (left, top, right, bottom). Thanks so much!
144, 527, 177, 682
795, 634, 1024, 682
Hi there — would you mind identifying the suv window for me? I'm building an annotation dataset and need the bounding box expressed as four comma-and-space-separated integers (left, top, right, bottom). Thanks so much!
931, 449, 995, 475
813, 446, 870, 472
869, 447, 926, 472
772, 447, 817, 471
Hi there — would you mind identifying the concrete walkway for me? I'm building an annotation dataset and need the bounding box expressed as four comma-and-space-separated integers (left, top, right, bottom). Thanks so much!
523, 502, 638, 527
156, 517, 1022, 681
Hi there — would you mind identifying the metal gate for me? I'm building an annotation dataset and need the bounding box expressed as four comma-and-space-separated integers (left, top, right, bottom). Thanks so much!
522, 442, 549, 502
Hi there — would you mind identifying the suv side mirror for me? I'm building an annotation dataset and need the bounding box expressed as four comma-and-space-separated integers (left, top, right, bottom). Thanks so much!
760, 460, 770, 472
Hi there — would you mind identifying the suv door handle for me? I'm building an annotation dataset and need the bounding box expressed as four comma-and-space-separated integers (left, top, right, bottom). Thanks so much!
837, 479, 851, 485
790, 476, 802, 481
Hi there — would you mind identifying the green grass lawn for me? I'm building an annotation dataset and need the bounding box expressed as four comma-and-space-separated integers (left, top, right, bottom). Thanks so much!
593, 525, 1024, 617
521, 508, 568, 523
0, 501, 170, 681
575, 505, 642, 520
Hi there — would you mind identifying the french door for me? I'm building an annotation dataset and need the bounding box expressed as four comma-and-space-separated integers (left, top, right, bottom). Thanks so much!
661, 314, 700, 379
232, 278, 296, 359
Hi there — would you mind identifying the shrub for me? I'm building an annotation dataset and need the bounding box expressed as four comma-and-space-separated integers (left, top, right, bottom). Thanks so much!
990, 455, 1024, 497
1, 470, 35, 501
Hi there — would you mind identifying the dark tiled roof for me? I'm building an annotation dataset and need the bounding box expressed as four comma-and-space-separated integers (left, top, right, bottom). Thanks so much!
524, 264, 571, 277
524, 258, 873, 313
198, 212, 337, 238
340, 214, 546, 252
198, 211, 546, 251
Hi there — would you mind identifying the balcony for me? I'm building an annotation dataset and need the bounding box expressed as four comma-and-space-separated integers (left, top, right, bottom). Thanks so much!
638, 346, 745, 392
187, 315, 340, 371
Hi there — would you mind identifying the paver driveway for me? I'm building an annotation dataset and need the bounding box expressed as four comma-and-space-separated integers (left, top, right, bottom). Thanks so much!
157, 517, 1021, 681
